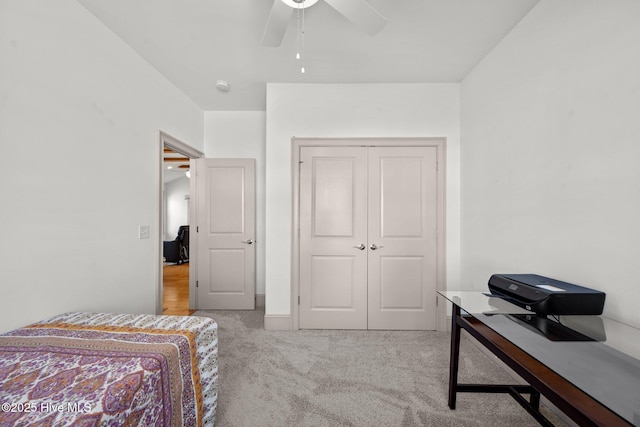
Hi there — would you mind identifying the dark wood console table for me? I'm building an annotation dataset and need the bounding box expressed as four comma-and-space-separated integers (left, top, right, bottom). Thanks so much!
439, 291, 639, 427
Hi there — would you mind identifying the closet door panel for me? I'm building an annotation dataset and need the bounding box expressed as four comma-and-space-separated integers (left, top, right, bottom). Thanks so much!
368, 147, 438, 330
299, 147, 368, 329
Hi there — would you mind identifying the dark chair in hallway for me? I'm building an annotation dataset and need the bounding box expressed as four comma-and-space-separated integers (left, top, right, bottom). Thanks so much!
163, 225, 189, 264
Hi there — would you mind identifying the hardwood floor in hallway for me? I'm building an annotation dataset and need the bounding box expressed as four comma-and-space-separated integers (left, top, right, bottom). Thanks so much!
163, 262, 195, 316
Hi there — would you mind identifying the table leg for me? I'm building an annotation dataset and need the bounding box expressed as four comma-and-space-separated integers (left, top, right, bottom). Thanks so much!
448, 303, 461, 409
530, 390, 541, 411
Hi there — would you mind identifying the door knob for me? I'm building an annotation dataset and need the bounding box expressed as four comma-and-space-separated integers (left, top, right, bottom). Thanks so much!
353, 243, 366, 250
370, 244, 384, 250
241, 239, 254, 245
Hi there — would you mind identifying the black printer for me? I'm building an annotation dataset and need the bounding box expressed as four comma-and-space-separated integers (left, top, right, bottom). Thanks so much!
488, 274, 605, 315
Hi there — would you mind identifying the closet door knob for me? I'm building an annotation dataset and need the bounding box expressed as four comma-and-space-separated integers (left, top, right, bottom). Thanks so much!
370, 244, 384, 250
353, 243, 366, 250
241, 239, 254, 245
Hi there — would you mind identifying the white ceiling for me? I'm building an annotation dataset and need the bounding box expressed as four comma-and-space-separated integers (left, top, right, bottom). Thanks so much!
77, 0, 539, 111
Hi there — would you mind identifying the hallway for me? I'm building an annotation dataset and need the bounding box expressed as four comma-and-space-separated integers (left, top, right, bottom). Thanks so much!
162, 263, 194, 315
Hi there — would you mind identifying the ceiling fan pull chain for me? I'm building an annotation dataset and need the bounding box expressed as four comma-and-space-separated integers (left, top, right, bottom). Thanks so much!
300, 1, 306, 73
296, 5, 301, 60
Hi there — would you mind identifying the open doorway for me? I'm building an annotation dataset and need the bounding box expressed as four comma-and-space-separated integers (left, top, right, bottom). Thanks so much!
157, 131, 204, 316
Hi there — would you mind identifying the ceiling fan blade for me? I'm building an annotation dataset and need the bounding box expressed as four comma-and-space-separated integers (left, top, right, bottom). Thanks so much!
262, 0, 294, 47
324, 0, 387, 36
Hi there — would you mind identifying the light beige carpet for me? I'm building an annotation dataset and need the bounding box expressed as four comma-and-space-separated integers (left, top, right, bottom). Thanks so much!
194, 309, 566, 427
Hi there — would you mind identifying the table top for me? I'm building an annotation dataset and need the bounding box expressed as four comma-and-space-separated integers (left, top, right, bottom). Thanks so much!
438, 291, 640, 426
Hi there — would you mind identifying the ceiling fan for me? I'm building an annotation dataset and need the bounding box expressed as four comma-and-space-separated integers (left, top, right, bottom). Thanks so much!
262, 0, 388, 47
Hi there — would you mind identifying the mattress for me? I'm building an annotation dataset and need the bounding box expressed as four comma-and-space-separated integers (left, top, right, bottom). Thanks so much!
0, 312, 218, 426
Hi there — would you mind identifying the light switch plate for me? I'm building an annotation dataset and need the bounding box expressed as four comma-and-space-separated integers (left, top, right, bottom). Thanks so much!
139, 225, 150, 239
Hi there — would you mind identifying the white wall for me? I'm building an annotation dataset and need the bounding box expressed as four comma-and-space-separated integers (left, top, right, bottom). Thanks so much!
0, 0, 203, 332
265, 83, 461, 322
460, 0, 640, 327
203, 111, 266, 295
165, 177, 190, 241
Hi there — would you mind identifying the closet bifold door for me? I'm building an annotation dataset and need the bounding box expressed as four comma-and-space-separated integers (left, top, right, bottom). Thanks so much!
367, 146, 438, 330
299, 146, 368, 329
298, 145, 439, 330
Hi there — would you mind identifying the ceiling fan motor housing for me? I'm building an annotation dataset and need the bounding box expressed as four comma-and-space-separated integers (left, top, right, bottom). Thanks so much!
281, 0, 320, 8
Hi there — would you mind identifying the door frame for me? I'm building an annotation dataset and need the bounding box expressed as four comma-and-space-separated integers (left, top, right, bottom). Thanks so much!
156, 131, 204, 314
291, 137, 447, 331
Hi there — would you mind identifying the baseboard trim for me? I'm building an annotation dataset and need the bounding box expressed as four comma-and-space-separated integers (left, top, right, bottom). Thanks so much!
264, 314, 292, 331
255, 294, 265, 309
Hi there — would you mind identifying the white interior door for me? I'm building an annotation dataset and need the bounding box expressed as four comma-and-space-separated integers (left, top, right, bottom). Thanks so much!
299, 147, 368, 329
367, 147, 438, 330
299, 145, 439, 330
195, 158, 255, 309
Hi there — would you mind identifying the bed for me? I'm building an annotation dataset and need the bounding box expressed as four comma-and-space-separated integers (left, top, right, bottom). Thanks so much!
0, 312, 218, 426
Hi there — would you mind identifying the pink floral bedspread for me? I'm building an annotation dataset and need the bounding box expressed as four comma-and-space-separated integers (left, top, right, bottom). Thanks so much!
0, 312, 218, 426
